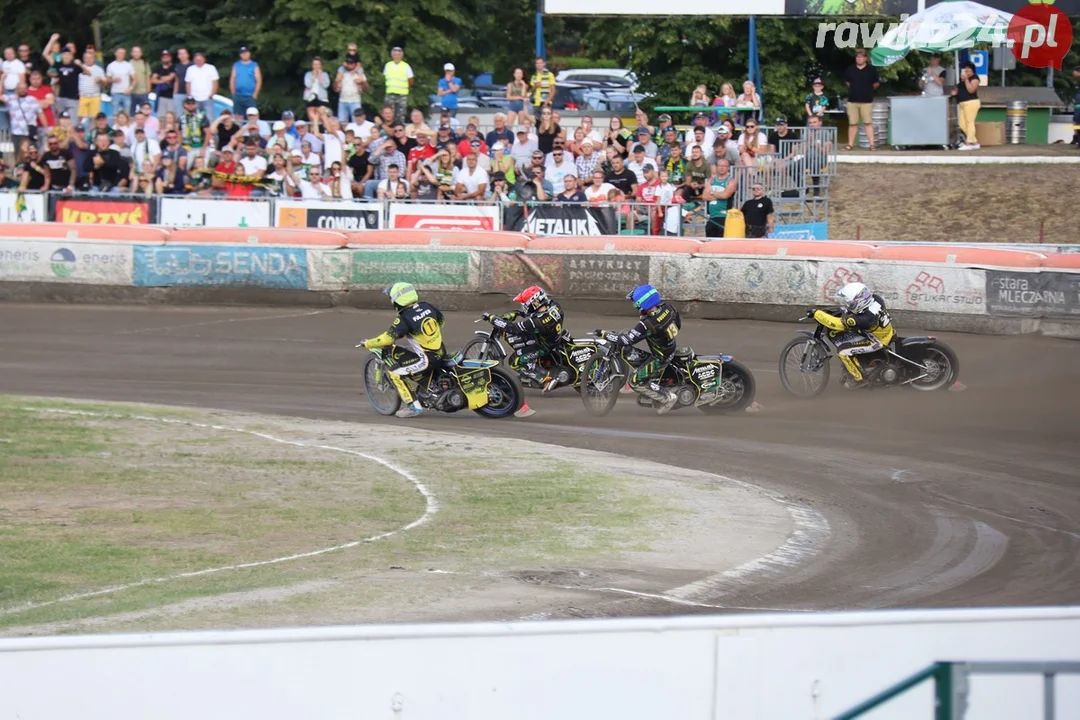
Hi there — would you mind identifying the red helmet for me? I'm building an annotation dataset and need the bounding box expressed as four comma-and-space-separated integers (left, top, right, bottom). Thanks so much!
513, 285, 549, 313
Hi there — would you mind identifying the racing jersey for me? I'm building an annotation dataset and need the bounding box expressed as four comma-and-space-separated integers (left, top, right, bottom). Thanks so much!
814, 293, 895, 346
614, 303, 681, 360
368, 301, 447, 354
492, 300, 569, 346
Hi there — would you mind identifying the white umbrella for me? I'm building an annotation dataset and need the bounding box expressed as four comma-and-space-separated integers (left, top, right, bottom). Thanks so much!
870, 1, 1014, 67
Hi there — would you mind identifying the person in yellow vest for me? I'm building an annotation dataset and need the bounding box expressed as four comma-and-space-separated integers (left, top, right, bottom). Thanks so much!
529, 57, 556, 115
382, 46, 414, 125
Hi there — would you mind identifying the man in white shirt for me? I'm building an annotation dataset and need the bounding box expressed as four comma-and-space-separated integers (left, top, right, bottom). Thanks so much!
626, 144, 658, 184
130, 126, 161, 176
510, 127, 537, 173
1, 47, 27, 102
453, 152, 488, 201
345, 107, 375, 140
184, 52, 219, 122
105, 47, 134, 118
543, 146, 575, 185
238, 138, 267, 178
376, 164, 410, 200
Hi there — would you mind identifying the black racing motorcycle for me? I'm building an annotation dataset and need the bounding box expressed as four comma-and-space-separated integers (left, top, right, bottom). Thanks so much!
360, 346, 524, 418
461, 315, 600, 393
580, 330, 757, 417
777, 308, 960, 397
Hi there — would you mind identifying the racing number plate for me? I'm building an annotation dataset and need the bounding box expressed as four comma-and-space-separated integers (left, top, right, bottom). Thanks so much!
457, 368, 491, 409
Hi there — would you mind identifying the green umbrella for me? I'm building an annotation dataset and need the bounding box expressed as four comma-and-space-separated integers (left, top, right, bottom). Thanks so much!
870, 1, 1014, 67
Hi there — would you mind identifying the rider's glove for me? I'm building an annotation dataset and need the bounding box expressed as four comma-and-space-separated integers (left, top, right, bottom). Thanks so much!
806, 309, 816, 318
603, 331, 621, 344
490, 316, 509, 330
359, 338, 373, 349
501, 312, 518, 321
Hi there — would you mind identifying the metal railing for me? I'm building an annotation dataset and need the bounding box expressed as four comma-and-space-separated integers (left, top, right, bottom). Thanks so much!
834, 661, 1080, 720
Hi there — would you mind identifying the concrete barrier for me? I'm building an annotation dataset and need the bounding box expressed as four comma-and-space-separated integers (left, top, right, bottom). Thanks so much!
1, 226, 1078, 336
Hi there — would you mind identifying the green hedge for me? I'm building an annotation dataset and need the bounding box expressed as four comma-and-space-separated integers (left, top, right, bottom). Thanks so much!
548, 56, 620, 71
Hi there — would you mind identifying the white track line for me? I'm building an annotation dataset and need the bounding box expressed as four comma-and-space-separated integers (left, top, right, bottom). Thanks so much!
1, 408, 438, 618
115, 309, 330, 335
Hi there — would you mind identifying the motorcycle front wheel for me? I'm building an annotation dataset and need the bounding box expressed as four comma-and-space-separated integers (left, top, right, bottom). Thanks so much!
778, 337, 831, 398
363, 356, 402, 416
462, 337, 504, 362
580, 353, 625, 417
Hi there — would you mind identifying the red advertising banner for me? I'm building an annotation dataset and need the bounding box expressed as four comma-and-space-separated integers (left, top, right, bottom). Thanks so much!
56, 199, 151, 225
387, 204, 498, 231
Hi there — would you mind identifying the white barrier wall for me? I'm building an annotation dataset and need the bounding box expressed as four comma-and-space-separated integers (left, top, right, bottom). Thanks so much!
1, 608, 1078, 720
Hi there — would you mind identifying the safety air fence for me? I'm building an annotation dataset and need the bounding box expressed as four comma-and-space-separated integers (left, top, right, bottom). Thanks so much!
0, 222, 1078, 336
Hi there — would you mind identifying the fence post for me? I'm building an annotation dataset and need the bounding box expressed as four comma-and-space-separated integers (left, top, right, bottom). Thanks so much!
934, 662, 969, 720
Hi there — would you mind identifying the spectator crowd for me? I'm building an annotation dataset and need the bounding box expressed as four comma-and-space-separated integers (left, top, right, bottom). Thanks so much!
1, 39, 846, 236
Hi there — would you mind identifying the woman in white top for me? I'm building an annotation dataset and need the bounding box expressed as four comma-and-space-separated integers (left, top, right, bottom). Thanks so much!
113, 110, 135, 145
736, 118, 769, 167
689, 84, 710, 108
583, 169, 615, 205
303, 57, 331, 122
735, 80, 762, 125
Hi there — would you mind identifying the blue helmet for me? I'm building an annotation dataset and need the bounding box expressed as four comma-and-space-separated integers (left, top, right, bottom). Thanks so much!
628, 284, 662, 311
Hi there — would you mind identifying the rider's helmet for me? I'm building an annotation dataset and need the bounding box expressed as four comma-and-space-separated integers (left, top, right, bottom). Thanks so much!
628, 284, 662, 312
385, 282, 419, 309
837, 282, 873, 314
514, 285, 549, 314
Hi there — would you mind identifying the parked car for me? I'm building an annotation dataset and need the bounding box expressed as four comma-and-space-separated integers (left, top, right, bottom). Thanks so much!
555, 68, 638, 91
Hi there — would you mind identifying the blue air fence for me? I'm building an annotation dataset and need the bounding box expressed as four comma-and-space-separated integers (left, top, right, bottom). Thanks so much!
0, 191, 830, 239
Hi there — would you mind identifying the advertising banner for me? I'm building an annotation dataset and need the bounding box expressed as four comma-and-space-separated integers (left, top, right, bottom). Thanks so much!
771, 222, 829, 241
159, 197, 271, 228
133, 245, 307, 289
511, 204, 619, 236
0, 192, 46, 223
0, 240, 133, 284
55, 198, 151, 225
986, 270, 1080, 318
486, 252, 648, 296
387, 203, 499, 231
276, 200, 383, 231
311, 249, 474, 290
663, 257, 819, 305
817, 261, 987, 314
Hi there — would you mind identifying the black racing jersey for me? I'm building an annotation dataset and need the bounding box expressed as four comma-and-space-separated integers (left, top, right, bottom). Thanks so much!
386, 301, 446, 354
616, 303, 681, 359
816, 293, 894, 346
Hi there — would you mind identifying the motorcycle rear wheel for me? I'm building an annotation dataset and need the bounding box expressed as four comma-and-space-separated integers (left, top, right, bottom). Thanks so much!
698, 360, 756, 414
906, 343, 959, 392
581, 354, 624, 417
779, 337, 831, 398
363, 356, 402, 416
472, 366, 524, 419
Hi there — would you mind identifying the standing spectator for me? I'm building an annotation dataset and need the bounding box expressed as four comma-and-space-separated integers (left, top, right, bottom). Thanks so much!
334, 53, 367, 122
8, 82, 44, 160
804, 78, 829, 120
437, 62, 461, 116
317, 114, 347, 168
2, 46, 28, 102
185, 52, 219, 121
555, 173, 586, 202
151, 50, 177, 119
173, 48, 192, 110
302, 56, 330, 121
735, 80, 761, 124
178, 96, 209, 150
382, 46, 413, 124
656, 169, 681, 235
604, 153, 637, 197
53, 46, 80, 122
76, 49, 108, 128
634, 164, 663, 232
544, 146, 574, 185
740, 181, 775, 238
919, 54, 945, 98
536, 107, 560, 155
27, 70, 55, 131
843, 48, 880, 150
106, 48, 134, 118
453, 152, 488, 201
18, 144, 50, 191
42, 134, 76, 193
702, 158, 737, 238
505, 67, 528, 125
529, 57, 555, 114
230, 45, 262, 114
953, 61, 980, 151
129, 47, 151, 108
16, 44, 39, 78
486, 112, 513, 149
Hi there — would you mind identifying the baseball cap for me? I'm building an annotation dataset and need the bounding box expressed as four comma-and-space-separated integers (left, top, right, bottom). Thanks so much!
438, 123, 451, 130
515, 126, 527, 134
290, 149, 303, 157
776, 115, 788, 124
490, 171, 506, 182
492, 141, 505, 150
391, 46, 403, 52
469, 138, 481, 146
95, 112, 107, 120
636, 127, 650, 135
282, 110, 295, 119
693, 112, 707, 120
443, 62, 455, 71
633, 144, 645, 153
295, 120, 308, 126
717, 125, 730, 135
183, 96, 196, 103
246, 107, 259, 116
352, 107, 366, 116
272, 120, 285, 131
658, 113, 672, 122
220, 146, 234, 153
239, 45, 250, 53
59, 110, 70, 119
581, 138, 594, 147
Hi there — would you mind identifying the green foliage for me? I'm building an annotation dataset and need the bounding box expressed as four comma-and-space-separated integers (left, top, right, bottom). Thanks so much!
549, 56, 619, 71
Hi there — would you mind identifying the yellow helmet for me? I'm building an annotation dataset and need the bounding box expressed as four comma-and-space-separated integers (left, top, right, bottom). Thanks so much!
385, 282, 419, 308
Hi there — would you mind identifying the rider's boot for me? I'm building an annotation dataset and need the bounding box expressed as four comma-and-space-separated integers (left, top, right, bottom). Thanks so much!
389, 374, 425, 418
395, 401, 424, 419
635, 380, 678, 415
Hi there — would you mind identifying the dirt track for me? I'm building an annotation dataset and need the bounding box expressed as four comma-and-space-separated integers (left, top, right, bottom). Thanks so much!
1, 302, 1078, 617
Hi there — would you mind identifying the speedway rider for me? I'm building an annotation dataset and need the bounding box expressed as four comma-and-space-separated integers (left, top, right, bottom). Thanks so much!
812, 281, 894, 388
600, 284, 681, 414
360, 282, 447, 418
483, 285, 569, 393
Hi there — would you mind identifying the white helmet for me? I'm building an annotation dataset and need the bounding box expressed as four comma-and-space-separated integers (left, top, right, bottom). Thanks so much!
837, 282, 873, 314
